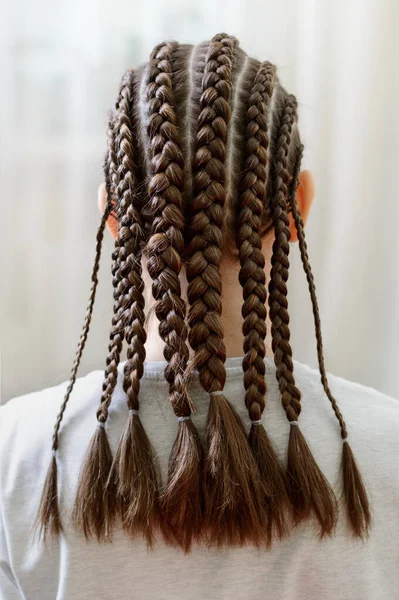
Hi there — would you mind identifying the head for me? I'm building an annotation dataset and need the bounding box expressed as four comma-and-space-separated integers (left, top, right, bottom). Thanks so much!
36, 34, 370, 550
98, 170, 314, 359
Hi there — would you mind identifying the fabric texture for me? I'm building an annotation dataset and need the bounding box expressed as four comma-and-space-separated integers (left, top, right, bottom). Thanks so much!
0, 357, 398, 600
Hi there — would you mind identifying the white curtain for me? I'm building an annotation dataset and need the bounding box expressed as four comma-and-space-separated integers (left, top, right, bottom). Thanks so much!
1, 0, 398, 402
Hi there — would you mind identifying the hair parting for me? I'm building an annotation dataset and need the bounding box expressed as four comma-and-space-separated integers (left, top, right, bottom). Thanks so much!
288, 143, 371, 538
144, 41, 204, 552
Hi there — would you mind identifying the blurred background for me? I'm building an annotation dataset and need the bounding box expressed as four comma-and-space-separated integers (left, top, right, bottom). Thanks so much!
1, 0, 398, 403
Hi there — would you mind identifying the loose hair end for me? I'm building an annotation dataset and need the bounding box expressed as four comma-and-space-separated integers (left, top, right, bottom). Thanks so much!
33, 454, 62, 542
107, 412, 161, 547
72, 425, 115, 541
341, 440, 371, 539
286, 423, 338, 537
204, 393, 268, 548
160, 418, 204, 553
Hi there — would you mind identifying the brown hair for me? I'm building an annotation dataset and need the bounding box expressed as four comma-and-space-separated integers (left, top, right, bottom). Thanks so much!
35, 33, 370, 550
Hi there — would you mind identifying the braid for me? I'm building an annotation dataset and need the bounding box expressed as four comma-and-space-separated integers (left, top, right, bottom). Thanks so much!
289, 145, 348, 435
268, 96, 302, 422
268, 93, 337, 536
236, 61, 287, 542
144, 41, 204, 552
53, 198, 113, 452
72, 71, 138, 540
238, 62, 275, 425
106, 71, 161, 546
145, 42, 191, 412
288, 144, 371, 538
187, 34, 268, 547
34, 117, 116, 541
186, 34, 233, 390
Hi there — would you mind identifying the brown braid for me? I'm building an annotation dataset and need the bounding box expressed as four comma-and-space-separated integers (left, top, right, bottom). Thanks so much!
51, 112, 118, 453
288, 143, 371, 538
186, 34, 269, 548
144, 41, 204, 552
72, 71, 138, 540
288, 144, 348, 438
33, 120, 116, 541
236, 61, 288, 542
268, 93, 338, 536
237, 61, 275, 420
145, 41, 191, 413
53, 201, 113, 451
106, 69, 161, 546
96, 72, 139, 424
186, 33, 237, 391
268, 94, 302, 422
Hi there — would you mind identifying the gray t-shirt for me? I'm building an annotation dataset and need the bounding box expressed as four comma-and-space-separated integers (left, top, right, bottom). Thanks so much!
1, 357, 398, 600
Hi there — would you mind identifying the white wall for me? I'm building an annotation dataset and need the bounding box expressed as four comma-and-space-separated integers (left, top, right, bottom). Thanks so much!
1, 0, 398, 402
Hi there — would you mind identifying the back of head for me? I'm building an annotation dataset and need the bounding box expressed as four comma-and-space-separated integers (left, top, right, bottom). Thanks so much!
35, 33, 370, 552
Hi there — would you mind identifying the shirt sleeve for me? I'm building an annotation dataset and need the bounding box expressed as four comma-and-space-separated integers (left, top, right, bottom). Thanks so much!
0, 506, 22, 600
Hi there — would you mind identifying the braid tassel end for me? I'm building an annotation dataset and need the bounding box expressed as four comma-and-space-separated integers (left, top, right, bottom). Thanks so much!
107, 411, 161, 547
204, 393, 268, 548
160, 418, 204, 553
249, 423, 288, 543
34, 453, 62, 542
341, 440, 371, 539
72, 425, 115, 541
286, 422, 338, 537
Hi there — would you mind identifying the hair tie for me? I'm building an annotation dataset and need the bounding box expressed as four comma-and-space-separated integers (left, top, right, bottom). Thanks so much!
97, 421, 106, 429
290, 420, 299, 427
251, 419, 263, 426
209, 390, 224, 397
52, 449, 57, 457
129, 409, 139, 416
177, 416, 191, 422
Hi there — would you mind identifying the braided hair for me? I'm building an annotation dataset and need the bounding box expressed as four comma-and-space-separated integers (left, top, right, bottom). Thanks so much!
36, 34, 370, 548
105, 69, 161, 547
33, 113, 118, 541
72, 71, 140, 540
144, 41, 204, 552
267, 93, 338, 535
287, 143, 371, 537
235, 60, 288, 542
186, 34, 269, 547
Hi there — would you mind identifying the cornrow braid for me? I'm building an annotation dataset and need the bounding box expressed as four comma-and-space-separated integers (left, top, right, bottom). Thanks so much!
144, 41, 204, 553
268, 93, 338, 536
288, 144, 371, 538
103, 70, 161, 547
34, 118, 116, 541
72, 72, 138, 541
186, 33, 267, 547
236, 61, 288, 543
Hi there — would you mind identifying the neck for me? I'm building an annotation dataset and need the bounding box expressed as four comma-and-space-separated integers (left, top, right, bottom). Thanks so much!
142, 253, 274, 363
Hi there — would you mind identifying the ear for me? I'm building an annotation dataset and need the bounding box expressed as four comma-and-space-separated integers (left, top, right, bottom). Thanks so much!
288, 170, 315, 243
98, 183, 118, 239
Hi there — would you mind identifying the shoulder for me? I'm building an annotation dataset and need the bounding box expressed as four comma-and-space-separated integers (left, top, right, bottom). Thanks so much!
293, 359, 398, 408
293, 359, 399, 444
0, 369, 105, 462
